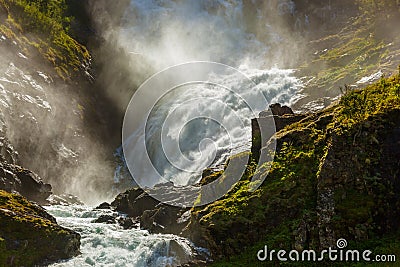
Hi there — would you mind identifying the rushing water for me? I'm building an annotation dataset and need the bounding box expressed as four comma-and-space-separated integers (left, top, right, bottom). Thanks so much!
120, 67, 302, 188
113, 0, 304, 188
46, 205, 204, 267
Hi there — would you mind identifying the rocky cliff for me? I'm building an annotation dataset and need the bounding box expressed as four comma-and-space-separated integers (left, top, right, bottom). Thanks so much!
0, 1, 101, 265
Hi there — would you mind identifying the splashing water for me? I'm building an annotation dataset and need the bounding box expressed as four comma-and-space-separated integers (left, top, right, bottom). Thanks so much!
123, 67, 302, 187
46, 205, 204, 267
114, 0, 303, 188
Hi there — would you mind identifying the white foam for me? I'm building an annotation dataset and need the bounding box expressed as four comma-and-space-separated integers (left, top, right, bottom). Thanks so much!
357, 70, 383, 84
116, 0, 303, 187
46, 205, 201, 267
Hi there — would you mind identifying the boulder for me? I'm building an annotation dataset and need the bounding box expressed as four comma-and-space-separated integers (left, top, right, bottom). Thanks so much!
111, 187, 146, 215
139, 204, 188, 235
130, 193, 160, 217
0, 163, 52, 205
0, 190, 80, 266
111, 187, 159, 217
92, 214, 116, 224
118, 217, 138, 230
95, 202, 111, 210
112, 186, 192, 234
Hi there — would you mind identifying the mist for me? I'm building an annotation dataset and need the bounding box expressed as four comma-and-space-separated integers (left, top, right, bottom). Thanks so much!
0, 29, 119, 205
87, 0, 312, 110
86, 0, 308, 189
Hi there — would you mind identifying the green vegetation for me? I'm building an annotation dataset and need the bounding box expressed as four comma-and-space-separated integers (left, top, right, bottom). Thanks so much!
357, 0, 400, 14
192, 70, 400, 266
0, 190, 80, 266
338, 73, 400, 125
299, 0, 400, 99
0, 0, 90, 79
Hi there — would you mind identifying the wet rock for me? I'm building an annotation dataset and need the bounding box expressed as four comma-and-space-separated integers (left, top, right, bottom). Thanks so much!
112, 186, 192, 234
16, 168, 52, 204
0, 163, 52, 205
95, 202, 111, 210
111, 187, 146, 215
118, 217, 138, 230
168, 239, 191, 264
130, 193, 160, 217
46, 193, 84, 206
140, 204, 188, 235
93, 214, 116, 224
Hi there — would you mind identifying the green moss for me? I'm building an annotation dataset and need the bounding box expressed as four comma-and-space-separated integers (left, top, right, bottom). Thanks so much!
0, 0, 90, 79
200, 171, 224, 186
0, 190, 79, 266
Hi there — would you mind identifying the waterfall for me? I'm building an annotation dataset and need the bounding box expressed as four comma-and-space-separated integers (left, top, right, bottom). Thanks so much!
113, 0, 303, 188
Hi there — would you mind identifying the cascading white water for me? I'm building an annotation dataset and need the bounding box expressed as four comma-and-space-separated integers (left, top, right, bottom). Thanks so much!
46, 205, 203, 267
115, 0, 303, 187
122, 67, 302, 188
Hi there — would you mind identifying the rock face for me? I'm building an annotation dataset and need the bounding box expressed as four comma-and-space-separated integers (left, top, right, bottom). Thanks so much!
0, 1, 122, 204
0, 163, 52, 205
1, 122, 52, 205
251, 104, 306, 159
0, 133, 52, 204
46, 193, 84, 206
0, 190, 81, 266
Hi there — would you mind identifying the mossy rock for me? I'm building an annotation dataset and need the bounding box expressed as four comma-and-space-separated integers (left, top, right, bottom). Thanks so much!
0, 190, 80, 266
